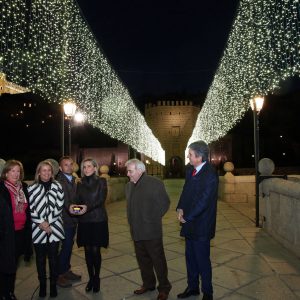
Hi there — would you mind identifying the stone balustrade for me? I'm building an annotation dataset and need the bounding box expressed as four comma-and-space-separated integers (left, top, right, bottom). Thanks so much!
261, 178, 300, 257
218, 162, 255, 204
219, 159, 300, 258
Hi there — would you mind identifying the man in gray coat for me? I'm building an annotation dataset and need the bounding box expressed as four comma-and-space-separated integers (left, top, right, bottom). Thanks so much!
125, 159, 171, 300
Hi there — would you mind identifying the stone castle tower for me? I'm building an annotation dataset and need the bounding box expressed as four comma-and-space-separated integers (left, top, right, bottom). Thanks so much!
145, 100, 200, 177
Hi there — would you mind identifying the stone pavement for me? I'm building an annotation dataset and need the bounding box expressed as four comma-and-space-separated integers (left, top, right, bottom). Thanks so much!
15, 179, 300, 300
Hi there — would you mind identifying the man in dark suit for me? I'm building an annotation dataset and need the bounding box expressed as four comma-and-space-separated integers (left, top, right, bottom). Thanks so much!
56, 157, 81, 287
176, 141, 218, 300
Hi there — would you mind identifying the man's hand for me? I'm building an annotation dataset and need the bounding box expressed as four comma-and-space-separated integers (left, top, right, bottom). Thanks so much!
177, 209, 186, 223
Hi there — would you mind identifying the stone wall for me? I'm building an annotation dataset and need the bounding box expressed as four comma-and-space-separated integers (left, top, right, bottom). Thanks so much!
261, 178, 300, 258
106, 177, 128, 203
219, 173, 255, 204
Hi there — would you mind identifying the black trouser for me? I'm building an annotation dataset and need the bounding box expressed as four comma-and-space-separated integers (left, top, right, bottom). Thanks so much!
34, 241, 59, 284
0, 229, 25, 297
0, 273, 15, 297
134, 238, 172, 293
84, 246, 101, 280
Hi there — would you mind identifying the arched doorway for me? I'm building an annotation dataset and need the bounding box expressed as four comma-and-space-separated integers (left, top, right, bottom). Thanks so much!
168, 156, 184, 178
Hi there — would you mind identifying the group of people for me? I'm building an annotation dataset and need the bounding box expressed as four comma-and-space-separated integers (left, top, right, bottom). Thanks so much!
124, 140, 218, 300
0, 157, 108, 299
0, 140, 218, 300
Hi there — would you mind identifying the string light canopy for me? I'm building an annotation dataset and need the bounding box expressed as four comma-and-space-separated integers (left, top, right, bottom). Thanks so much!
187, 0, 300, 148
0, 0, 165, 165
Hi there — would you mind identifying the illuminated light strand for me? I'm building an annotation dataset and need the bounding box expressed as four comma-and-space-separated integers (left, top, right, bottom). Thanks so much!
187, 0, 300, 149
0, 0, 165, 165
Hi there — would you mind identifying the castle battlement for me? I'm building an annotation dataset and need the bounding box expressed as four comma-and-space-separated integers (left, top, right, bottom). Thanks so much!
145, 100, 199, 108
144, 99, 201, 177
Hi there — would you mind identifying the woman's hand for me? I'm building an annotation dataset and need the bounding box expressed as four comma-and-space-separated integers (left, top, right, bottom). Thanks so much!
69, 204, 87, 215
39, 221, 50, 230
79, 205, 87, 215
69, 204, 76, 214
45, 226, 52, 235
39, 221, 52, 234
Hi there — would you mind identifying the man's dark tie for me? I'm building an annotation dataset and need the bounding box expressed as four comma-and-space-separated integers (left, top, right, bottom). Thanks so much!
192, 169, 197, 176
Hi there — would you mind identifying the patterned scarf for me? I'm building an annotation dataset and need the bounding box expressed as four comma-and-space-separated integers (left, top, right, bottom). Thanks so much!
4, 180, 27, 212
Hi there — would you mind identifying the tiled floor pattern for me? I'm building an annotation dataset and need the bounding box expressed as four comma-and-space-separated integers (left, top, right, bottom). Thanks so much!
16, 179, 300, 299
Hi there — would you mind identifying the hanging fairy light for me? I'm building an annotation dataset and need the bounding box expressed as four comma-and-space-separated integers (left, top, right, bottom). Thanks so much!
0, 0, 165, 164
187, 0, 300, 147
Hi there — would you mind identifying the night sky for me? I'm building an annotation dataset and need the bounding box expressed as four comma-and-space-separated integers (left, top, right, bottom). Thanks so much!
76, 0, 240, 100
2, 1, 299, 170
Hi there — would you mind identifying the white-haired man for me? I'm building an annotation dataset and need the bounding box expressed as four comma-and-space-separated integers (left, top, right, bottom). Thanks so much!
125, 159, 171, 300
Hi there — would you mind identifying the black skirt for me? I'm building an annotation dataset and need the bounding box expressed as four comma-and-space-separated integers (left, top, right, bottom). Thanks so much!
77, 221, 109, 248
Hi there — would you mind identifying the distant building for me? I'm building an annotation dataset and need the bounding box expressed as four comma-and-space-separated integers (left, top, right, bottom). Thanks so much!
145, 100, 200, 177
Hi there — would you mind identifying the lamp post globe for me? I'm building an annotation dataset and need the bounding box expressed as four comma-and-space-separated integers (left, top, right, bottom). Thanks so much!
63, 101, 77, 156
63, 102, 77, 118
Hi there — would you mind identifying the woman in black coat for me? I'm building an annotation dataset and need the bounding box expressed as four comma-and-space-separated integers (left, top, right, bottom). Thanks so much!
69, 158, 108, 294
0, 160, 32, 300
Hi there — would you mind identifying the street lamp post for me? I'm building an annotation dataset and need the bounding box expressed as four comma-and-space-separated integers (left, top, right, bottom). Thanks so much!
250, 96, 264, 227
61, 105, 65, 157
63, 102, 77, 156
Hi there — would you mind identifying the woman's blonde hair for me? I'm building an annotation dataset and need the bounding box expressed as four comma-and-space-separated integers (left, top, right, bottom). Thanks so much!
34, 160, 54, 183
80, 158, 99, 177
0, 160, 24, 181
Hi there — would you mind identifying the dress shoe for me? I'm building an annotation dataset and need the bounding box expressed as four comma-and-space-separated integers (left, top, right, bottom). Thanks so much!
177, 287, 200, 298
202, 294, 213, 300
157, 291, 169, 300
134, 286, 156, 295
64, 270, 82, 282
57, 275, 72, 288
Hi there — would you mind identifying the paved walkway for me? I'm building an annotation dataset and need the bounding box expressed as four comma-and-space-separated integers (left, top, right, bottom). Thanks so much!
16, 179, 300, 300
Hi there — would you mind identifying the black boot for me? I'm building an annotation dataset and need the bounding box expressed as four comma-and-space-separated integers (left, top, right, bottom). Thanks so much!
35, 245, 47, 298
84, 246, 95, 293
39, 280, 46, 298
85, 278, 93, 292
50, 281, 57, 298
93, 277, 100, 293
9, 293, 17, 300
